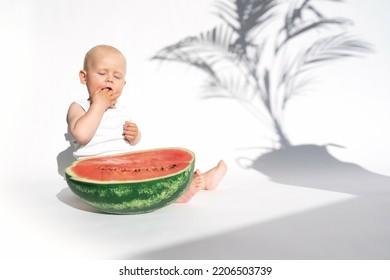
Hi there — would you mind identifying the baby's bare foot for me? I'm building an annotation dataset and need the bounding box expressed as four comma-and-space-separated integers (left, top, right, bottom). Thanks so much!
175, 169, 203, 203
203, 160, 227, 190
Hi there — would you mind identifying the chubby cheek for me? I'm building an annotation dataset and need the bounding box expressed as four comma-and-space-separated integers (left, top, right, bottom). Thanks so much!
86, 78, 105, 93
115, 83, 126, 96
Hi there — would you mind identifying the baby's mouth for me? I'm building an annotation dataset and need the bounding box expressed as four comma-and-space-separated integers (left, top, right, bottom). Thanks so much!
102, 86, 113, 91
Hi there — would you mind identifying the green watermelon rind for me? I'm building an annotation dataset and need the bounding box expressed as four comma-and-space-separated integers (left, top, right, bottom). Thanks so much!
65, 148, 195, 214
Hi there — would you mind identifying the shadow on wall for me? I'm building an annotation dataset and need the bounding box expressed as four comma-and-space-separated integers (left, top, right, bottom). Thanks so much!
241, 144, 390, 196
56, 133, 74, 178
56, 133, 101, 213
151, 0, 373, 151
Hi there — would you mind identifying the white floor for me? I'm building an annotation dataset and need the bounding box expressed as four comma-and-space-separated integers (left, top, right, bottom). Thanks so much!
5, 150, 385, 260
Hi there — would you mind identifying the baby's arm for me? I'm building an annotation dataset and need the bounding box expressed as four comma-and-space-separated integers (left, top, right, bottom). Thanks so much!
67, 88, 117, 145
123, 121, 141, 146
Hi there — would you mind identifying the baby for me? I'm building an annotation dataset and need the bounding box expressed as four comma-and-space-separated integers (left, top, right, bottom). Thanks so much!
67, 45, 227, 203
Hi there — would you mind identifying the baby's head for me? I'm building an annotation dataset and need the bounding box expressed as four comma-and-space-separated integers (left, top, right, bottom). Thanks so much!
80, 45, 127, 99
83, 45, 126, 72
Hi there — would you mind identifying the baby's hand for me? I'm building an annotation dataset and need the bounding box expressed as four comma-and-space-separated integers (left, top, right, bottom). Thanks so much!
90, 88, 119, 110
123, 121, 140, 144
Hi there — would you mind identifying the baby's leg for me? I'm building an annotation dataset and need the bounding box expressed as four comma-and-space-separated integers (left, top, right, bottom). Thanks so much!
175, 169, 203, 203
202, 160, 227, 190
175, 160, 227, 203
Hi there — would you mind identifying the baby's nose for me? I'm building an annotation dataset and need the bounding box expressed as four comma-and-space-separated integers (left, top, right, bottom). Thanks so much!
105, 75, 113, 83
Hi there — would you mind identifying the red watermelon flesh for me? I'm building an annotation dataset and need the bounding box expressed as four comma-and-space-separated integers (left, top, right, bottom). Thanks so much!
68, 148, 194, 182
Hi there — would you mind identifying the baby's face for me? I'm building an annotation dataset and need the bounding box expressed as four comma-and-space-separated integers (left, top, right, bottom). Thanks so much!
83, 50, 127, 99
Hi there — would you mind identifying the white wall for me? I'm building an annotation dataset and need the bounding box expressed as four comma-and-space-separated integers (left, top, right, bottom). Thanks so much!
1, 0, 389, 184
1, 0, 390, 265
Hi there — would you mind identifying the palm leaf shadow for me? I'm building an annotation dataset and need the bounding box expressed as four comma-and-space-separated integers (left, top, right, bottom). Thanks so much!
151, 0, 372, 149
151, 0, 379, 196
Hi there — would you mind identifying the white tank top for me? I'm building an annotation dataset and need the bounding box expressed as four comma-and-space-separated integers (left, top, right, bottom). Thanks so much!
70, 99, 134, 159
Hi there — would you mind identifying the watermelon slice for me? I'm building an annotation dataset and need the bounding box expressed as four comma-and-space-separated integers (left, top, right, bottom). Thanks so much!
65, 147, 195, 214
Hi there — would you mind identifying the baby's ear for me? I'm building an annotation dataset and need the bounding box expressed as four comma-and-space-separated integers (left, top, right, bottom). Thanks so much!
79, 70, 87, 84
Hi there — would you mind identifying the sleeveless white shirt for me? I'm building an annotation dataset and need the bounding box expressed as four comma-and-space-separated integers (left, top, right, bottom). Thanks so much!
70, 99, 134, 159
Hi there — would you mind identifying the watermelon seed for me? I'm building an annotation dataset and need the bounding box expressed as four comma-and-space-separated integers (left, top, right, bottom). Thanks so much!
97, 164, 178, 173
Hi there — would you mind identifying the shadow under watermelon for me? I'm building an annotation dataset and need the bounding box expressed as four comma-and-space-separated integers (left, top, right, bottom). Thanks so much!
57, 187, 105, 214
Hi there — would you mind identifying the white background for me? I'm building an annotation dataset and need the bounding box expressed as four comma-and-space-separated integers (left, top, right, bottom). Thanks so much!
1, 0, 390, 276
1, 0, 390, 180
